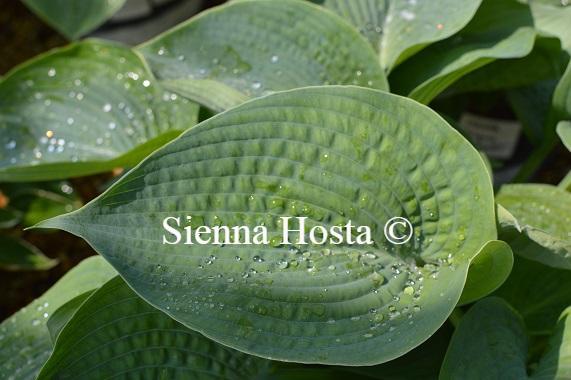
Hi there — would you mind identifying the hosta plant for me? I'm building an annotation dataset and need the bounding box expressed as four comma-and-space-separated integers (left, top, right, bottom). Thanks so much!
1, 0, 570, 379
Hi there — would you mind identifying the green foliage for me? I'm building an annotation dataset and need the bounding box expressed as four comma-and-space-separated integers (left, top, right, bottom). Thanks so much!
390, 0, 536, 104
22, 0, 126, 40
497, 184, 571, 269
440, 297, 571, 379
0, 235, 57, 271
138, 0, 388, 112
0, 256, 115, 379
38, 276, 273, 379
319, 0, 482, 71
1, 0, 570, 377
37, 86, 495, 365
0, 40, 198, 182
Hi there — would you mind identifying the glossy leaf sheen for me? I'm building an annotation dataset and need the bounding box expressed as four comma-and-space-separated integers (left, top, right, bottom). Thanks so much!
38, 276, 272, 379
497, 184, 571, 269
320, 0, 481, 71
138, 0, 388, 112
22, 0, 126, 40
38, 86, 496, 365
0, 256, 116, 380
0, 40, 198, 182
389, 0, 535, 104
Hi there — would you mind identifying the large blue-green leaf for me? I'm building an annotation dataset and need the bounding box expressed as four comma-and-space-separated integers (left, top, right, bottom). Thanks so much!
389, 0, 536, 104
440, 297, 528, 380
440, 297, 571, 379
0, 39, 198, 182
0, 256, 116, 380
36, 86, 496, 365
497, 185, 571, 269
319, 0, 482, 71
137, 0, 388, 112
22, 0, 126, 40
38, 276, 273, 379
495, 256, 571, 335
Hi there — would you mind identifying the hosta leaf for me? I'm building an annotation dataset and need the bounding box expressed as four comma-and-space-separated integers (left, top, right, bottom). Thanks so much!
137, 0, 388, 112
440, 297, 529, 380
0, 256, 115, 380
531, 0, 571, 54
495, 256, 571, 335
0, 235, 57, 271
441, 297, 571, 379
319, 0, 482, 71
0, 39, 198, 182
46, 291, 94, 344
389, 0, 535, 104
560, 171, 571, 191
22, 0, 126, 40
553, 61, 571, 120
446, 36, 565, 95
36, 86, 496, 365
497, 184, 571, 269
38, 276, 272, 379
533, 307, 571, 379
458, 240, 513, 306
557, 120, 571, 150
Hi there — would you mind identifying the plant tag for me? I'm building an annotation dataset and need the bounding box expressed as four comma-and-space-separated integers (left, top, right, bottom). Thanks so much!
459, 113, 522, 160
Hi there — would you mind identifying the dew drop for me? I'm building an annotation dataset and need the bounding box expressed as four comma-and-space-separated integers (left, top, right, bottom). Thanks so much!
103, 104, 112, 112
270, 55, 279, 63
400, 10, 415, 20
47, 68, 56, 77
251, 81, 262, 90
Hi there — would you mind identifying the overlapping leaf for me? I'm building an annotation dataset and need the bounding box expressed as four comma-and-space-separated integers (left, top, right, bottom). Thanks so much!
495, 256, 571, 335
38, 276, 272, 379
458, 240, 513, 305
389, 0, 536, 104
531, 0, 571, 54
440, 297, 571, 379
497, 185, 571, 269
0, 256, 115, 380
0, 39, 198, 182
319, 0, 481, 71
137, 0, 388, 112
22, 0, 126, 40
558, 121, 571, 150
440, 297, 529, 380
37, 86, 496, 365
